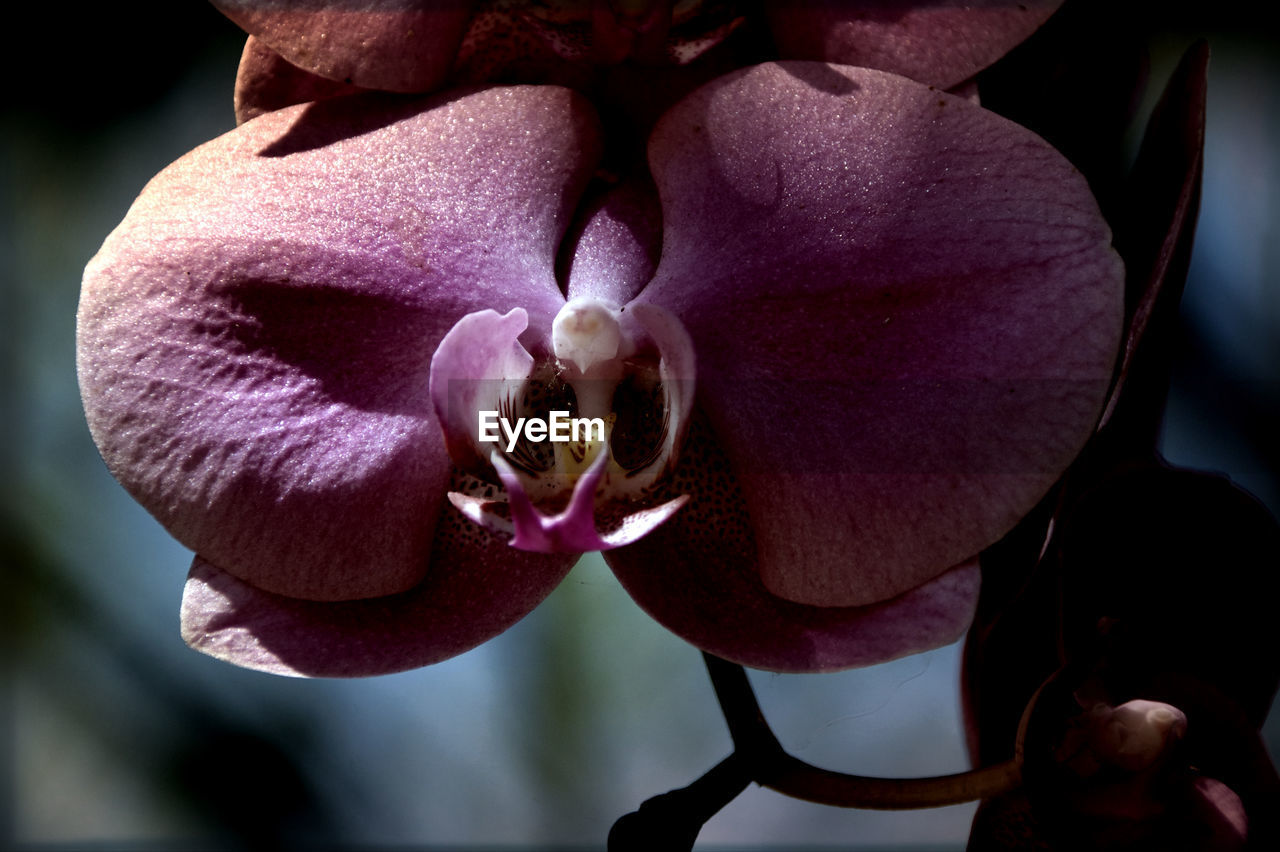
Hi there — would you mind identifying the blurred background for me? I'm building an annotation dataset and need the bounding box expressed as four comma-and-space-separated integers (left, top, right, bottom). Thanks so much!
3, 2, 1277, 849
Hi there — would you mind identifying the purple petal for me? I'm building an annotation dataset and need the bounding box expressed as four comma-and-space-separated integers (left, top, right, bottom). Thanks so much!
451, 2, 743, 84
235, 36, 366, 125
451, 5, 578, 90
211, 0, 475, 93
564, 175, 663, 306
637, 62, 1122, 608
1192, 778, 1248, 849
765, 0, 1063, 90
606, 416, 979, 672
429, 308, 536, 474
623, 302, 698, 487
485, 451, 689, 552
181, 511, 576, 677
78, 86, 601, 601
497, 450, 611, 551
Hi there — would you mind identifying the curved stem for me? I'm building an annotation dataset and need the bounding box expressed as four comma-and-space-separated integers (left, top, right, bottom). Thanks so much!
761, 753, 1022, 810
702, 652, 1022, 810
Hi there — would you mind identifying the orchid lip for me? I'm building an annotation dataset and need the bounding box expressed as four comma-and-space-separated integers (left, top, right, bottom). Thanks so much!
429, 300, 697, 554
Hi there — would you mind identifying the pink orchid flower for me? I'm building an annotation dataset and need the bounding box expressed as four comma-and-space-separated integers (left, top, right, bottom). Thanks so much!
77, 61, 1120, 677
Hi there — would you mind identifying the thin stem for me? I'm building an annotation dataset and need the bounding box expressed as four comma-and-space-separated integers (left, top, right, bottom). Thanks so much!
761, 754, 1022, 810
702, 652, 781, 754
702, 652, 1022, 810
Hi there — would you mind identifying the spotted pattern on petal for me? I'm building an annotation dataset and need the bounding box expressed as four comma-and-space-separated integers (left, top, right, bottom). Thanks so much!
442, 467, 513, 544
644, 411, 755, 561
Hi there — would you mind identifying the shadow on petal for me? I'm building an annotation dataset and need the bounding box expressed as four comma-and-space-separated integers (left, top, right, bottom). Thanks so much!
257, 89, 471, 156
605, 416, 981, 673
181, 504, 577, 678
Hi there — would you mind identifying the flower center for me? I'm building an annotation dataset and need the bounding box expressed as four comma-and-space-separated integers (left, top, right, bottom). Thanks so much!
552, 297, 624, 375
428, 301, 695, 552
505, 298, 668, 500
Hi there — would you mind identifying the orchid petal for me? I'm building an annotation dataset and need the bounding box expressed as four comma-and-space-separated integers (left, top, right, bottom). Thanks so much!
428, 307, 536, 474
765, 0, 1064, 90
564, 176, 663, 306
211, 0, 475, 93
638, 62, 1122, 608
235, 36, 366, 125
451, 1, 743, 85
606, 416, 979, 671
78, 86, 601, 601
180, 508, 576, 677
623, 301, 697, 485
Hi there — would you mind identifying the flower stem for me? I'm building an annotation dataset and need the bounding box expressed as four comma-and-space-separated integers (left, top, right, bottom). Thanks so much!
607, 752, 752, 851
702, 652, 1022, 809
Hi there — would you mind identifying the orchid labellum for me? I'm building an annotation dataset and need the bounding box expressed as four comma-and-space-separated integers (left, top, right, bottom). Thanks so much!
77, 60, 1121, 677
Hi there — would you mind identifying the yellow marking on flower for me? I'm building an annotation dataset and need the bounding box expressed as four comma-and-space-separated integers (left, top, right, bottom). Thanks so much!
553, 412, 616, 477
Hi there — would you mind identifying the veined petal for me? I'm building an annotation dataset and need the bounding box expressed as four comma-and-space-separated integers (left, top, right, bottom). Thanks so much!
78, 86, 601, 601
615, 551, 979, 672
765, 0, 1063, 90
180, 501, 576, 677
211, 0, 475, 93
638, 62, 1122, 608
606, 417, 979, 672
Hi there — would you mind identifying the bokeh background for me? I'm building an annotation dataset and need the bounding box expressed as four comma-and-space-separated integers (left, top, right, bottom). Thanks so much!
4, 3, 1277, 849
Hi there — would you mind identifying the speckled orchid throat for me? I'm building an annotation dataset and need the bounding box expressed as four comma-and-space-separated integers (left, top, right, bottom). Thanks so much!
429, 296, 695, 553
